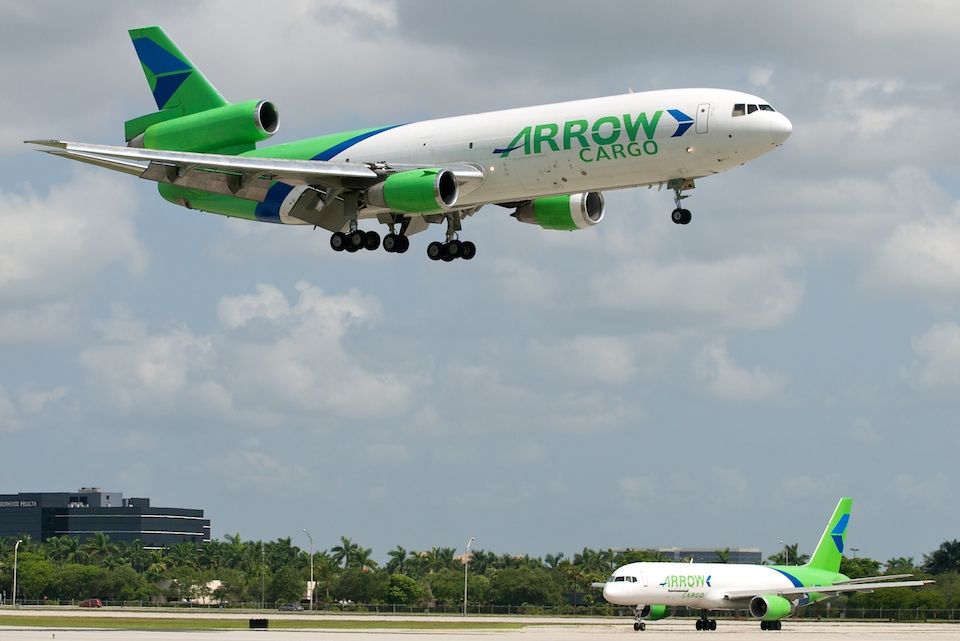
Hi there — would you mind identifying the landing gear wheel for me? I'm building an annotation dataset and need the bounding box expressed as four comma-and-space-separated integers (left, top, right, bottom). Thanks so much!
397, 235, 410, 253
461, 241, 477, 260
427, 241, 444, 261
330, 232, 346, 252
446, 239, 462, 258
774, 621, 781, 631
680, 209, 692, 225
364, 230, 381, 251
672, 208, 685, 224
633, 622, 645, 631
383, 234, 399, 253
346, 230, 365, 252
696, 620, 703, 631
710, 620, 717, 631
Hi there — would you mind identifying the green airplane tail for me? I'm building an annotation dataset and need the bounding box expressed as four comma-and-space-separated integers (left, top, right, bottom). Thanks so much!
124, 26, 228, 142
805, 497, 853, 572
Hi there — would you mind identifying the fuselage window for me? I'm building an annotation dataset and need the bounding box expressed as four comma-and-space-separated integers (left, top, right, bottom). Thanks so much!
732, 103, 745, 117
747, 104, 759, 114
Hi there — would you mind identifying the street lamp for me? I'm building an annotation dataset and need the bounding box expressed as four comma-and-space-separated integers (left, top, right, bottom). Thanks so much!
779, 540, 789, 566
851, 547, 860, 559
463, 537, 475, 617
12, 539, 22, 608
303, 529, 314, 611
261, 543, 266, 610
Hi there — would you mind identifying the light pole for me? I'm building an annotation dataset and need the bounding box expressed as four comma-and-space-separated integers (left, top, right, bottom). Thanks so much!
463, 537, 475, 617
12, 539, 23, 608
779, 540, 789, 566
303, 529, 314, 611
261, 543, 266, 610
851, 547, 860, 559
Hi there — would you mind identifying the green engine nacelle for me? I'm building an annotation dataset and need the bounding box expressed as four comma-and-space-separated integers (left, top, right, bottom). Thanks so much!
365, 168, 459, 214
749, 595, 794, 621
134, 99, 279, 152
641, 604, 672, 621
512, 192, 605, 230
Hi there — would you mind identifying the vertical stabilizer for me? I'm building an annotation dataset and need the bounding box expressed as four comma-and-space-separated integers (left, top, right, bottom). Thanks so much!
128, 26, 226, 115
806, 497, 853, 572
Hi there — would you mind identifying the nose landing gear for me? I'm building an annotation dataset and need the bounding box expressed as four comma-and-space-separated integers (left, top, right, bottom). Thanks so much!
668, 178, 695, 225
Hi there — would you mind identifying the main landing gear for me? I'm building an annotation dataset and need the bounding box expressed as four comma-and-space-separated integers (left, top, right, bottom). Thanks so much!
669, 178, 694, 225
695, 616, 717, 631
330, 229, 381, 253
427, 211, 476, 262
632, 606, 646, 632
760, 620, 782, 631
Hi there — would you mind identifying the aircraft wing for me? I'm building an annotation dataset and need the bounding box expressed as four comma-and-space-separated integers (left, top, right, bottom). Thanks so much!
722, 579, 933, 601
25, 140, 486, 209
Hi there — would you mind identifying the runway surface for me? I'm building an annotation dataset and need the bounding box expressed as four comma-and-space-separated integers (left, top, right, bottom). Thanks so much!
1, 621, 956, 641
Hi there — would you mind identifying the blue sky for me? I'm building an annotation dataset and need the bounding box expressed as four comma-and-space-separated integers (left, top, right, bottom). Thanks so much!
1, 1, 958, 564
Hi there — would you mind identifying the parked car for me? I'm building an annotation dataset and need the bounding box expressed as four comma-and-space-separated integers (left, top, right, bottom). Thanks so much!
79, 598, 103, 608
278, 602, 303, 611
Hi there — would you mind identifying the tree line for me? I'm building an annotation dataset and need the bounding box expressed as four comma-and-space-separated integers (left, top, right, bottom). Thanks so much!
0, 534, 957, 610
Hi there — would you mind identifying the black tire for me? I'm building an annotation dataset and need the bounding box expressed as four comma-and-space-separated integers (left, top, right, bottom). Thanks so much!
671, 208, 685, 224
696, 620, 702, 631
383, 234, 397, 252
710, 620, 717, 631
446, 239, 462, 257
760, 621, 767, 631
397, 235, 410, 253
639, 622, 645, 631
330, 232, 346, 252
427, 241, 443, 260
365, 230, 381, 251
775, 621, 782, 631
461, 241, 476, 260
633, 623, 641, 631
681, 209, 692, 225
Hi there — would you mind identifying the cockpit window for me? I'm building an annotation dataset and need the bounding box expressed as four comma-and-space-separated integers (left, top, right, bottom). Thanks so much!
758, 104, 775, 112
614, 576, 625, 582
747, 104, 759, 114
732, 103, 745, 117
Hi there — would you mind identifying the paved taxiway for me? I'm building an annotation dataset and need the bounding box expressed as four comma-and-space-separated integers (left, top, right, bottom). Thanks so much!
2, 621, 957, 640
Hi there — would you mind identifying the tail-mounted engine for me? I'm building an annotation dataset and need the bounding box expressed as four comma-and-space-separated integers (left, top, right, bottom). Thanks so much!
129, 99, 279, 152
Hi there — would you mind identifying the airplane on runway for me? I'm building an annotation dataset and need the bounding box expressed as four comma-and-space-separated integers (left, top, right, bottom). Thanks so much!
599, 498, 933, 632
30, 26, 792, 262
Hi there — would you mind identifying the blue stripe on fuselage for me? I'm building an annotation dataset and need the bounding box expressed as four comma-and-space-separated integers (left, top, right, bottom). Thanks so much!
311, 124, 404, 161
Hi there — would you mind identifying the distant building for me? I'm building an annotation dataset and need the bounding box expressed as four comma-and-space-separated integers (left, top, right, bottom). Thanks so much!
0, 487, 210, 549
656, 547, 762, 564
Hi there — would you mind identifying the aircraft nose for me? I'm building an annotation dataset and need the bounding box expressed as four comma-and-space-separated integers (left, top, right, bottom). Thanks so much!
770, 113, 792, 145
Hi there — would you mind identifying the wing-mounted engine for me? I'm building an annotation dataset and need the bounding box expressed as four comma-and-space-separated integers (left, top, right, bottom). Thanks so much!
128, 99, 279, 153
511, 192, 604, 230
641, 605, 672, 621
365, 168, 459, 214
749, 594, 794, 621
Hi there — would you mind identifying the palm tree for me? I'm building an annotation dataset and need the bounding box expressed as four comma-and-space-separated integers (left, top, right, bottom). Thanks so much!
544, 552, 566, 569
331, 537, 360, 569
714, 548, 731, 564
82, 532, 117, 565
386, 546, 407, 574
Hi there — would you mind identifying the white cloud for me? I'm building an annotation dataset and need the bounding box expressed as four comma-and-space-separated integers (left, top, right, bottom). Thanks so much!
893, 472, 951, 505
594, 253, 803, 330
529, 335, 637, 385
79, 281, 410, 423
694, 340, 787, 402
0, 172, 146, 301
904, 323, 960, 393
867, 204, 960, 297
209, 440, 309, 488
18, 386, 70, 415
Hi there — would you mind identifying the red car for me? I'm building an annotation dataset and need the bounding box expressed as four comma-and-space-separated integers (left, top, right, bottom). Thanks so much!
79, 598, 103, 608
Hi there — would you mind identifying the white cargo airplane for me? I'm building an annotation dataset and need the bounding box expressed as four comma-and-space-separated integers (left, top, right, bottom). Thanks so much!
599, 498, 932, 632
30, 26, 792, 261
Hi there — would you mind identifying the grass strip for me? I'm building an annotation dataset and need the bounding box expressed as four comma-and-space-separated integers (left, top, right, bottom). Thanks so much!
0, 615, 526, 631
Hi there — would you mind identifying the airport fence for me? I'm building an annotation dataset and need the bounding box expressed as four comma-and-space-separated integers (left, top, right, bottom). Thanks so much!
3, 600, 960, 621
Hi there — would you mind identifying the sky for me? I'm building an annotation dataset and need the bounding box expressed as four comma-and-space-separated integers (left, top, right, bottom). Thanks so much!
1, 1, 958, 565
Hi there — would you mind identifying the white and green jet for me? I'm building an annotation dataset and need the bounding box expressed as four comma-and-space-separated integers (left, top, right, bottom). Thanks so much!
30, 26, 792, 262
600, 498, 932, 632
